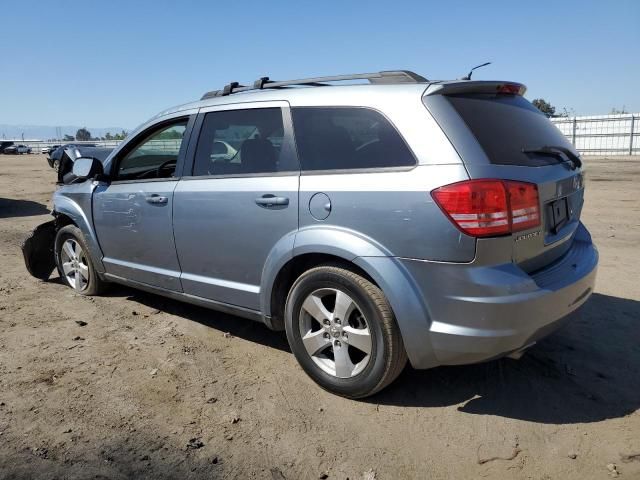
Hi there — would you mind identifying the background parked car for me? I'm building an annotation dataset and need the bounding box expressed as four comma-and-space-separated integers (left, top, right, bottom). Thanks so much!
48, 143, 96, 169
0, 141, 15, 153
41, 144, 60, 154
210, 140, 238, 161
4, 144, 32, 154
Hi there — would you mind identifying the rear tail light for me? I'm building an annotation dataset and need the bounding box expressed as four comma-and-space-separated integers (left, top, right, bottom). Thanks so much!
431, 179, 540, 238
506, 181, 540, 231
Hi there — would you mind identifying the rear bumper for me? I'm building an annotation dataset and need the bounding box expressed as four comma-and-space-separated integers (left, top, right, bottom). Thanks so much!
401, 222, 598, 368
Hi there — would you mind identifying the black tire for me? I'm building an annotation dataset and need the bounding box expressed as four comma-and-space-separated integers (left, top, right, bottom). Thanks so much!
285, 265, 407, 398
54, 224, 106, 296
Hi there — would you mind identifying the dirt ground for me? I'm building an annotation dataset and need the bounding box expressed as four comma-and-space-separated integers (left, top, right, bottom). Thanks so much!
0, 154, 639, 480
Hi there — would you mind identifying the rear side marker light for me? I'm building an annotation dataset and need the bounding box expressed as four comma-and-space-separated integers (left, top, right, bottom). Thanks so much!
431, 179, 540, 238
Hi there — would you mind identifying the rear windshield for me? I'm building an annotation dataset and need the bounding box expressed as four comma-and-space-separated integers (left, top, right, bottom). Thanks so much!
445, 94, 575, 166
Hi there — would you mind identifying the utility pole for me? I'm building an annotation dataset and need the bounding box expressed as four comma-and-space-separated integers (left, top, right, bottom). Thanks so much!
630, 115, 635, 156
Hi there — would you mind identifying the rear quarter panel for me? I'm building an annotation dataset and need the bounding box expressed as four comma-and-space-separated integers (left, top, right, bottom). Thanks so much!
298, 165, 475, 261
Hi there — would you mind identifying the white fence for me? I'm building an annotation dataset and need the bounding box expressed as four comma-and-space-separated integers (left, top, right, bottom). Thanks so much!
550, 113, 638, 156
18, 113, 640, 157
20, 139, 181, 152
20, 140, 121, 151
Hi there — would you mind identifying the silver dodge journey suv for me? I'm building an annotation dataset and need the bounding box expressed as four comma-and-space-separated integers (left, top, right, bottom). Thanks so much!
29, 70, 598, 398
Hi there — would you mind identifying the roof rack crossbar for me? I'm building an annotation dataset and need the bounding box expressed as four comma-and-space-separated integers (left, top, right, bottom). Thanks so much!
200, 70, 427, 100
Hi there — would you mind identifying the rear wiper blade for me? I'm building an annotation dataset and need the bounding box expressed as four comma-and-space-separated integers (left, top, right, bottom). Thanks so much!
522, 145, 582, 170
545, 146, 582, 168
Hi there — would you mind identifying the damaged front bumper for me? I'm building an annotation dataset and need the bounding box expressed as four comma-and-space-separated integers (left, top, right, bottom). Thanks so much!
21, 219, 57, 280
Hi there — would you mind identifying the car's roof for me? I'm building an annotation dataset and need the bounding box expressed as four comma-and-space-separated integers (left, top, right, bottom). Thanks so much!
152, 77, 522, 121
153, 82, 435, 119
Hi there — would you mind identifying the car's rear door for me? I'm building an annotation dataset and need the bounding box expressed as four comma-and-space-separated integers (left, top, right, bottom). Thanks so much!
93, 114, 196, 291
173, 102, 299, 310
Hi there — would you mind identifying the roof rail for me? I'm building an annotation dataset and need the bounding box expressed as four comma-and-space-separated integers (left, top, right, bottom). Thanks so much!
200, 70, 428, 100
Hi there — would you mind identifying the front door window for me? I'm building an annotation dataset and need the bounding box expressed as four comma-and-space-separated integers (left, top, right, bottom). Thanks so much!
115, 121, 188, 181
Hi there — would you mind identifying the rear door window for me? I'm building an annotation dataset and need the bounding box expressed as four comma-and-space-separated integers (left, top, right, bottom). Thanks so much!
292, 107, 416, 171
444, 94, 576, 166
192, 108, 297, 176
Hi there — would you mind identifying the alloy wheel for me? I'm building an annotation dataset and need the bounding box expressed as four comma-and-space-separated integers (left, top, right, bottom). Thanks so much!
60, 239, 90, 291
298, 288, 372, 378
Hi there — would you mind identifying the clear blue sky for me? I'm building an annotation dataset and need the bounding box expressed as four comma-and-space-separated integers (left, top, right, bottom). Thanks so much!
1, 0, 638, 128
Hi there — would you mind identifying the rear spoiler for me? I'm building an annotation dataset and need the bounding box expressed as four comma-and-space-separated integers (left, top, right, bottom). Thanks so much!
424, 81, 527, 96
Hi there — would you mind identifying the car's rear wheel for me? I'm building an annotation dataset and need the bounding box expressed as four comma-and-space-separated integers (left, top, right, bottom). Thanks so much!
285, 265, 407, 398
54, 225, 106, 295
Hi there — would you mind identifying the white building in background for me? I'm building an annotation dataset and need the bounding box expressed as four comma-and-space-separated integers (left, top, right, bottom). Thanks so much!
1, 138, 42, 142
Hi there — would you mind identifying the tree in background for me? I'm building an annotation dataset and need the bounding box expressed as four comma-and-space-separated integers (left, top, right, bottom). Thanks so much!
610, 106, 628, 114
532, 98, 556, 117
113, 130, 128, 141
155, 129, 183, 140
63, 134, 75, 142
76, 128, 92, 141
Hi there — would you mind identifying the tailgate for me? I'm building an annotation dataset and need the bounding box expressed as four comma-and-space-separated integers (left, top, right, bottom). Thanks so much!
423, 83, 586, 270
474, 163, 585, 271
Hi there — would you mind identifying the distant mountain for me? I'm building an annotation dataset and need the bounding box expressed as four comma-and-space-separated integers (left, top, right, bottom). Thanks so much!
0, 124, 129, 141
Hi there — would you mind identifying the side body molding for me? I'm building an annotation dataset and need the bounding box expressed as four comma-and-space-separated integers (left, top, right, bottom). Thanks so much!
53, 186, 106, 273
260, 225, 439, 369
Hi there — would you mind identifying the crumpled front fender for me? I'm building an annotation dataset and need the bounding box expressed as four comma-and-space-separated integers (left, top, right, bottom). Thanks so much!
54, 190, 105, 272
21, 220, 56, 280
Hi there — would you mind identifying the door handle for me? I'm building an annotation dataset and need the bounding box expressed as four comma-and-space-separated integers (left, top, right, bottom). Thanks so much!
146, 194, 168, 204
255, 194, 289, 208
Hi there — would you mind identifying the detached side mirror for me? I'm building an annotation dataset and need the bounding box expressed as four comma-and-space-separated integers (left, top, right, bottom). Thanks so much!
64, 157, 104, 184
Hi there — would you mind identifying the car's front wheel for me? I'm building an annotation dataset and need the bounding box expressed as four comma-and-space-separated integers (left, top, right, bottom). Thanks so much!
285, 265, 407, 398
54, 225, 106, 295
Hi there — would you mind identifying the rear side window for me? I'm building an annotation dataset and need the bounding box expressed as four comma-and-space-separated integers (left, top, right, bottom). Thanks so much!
445, 94, 575, 166
192, 108, 297, 176
292, 107, 415, 171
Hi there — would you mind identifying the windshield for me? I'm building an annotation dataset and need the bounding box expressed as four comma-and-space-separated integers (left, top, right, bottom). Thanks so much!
445, 94, 576, 166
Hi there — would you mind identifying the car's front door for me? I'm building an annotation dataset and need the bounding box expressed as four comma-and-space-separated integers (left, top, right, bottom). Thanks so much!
93, 115, 194, 291
173, 102, 299, 310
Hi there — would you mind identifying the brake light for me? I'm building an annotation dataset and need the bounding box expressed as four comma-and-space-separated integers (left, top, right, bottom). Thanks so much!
431, 179, 540, 237
496, 83, 525, 95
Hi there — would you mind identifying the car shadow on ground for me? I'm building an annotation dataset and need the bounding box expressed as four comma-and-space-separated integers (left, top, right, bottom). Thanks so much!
103, 284, 291, 353
372, 293, 640, 424
99, 285, 639, 424
0, 197, 49, 219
